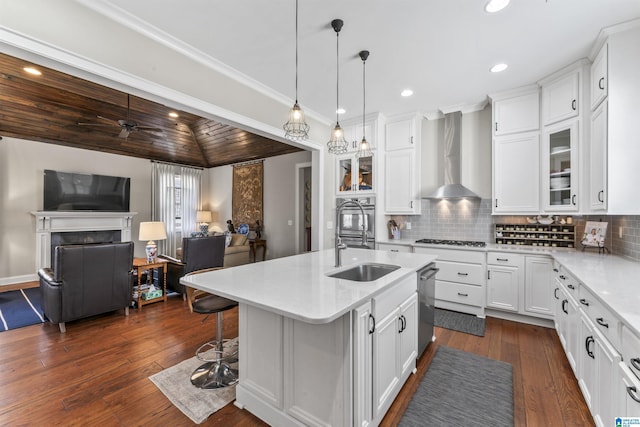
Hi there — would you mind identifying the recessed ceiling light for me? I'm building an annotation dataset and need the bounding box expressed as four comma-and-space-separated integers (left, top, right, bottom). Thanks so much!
336, 108, 346, 115
23, 66, 42, 76
401, 89, 413, 97
168, 112, 179, 118
485, 0, 510, 13
490, 63, 509, 73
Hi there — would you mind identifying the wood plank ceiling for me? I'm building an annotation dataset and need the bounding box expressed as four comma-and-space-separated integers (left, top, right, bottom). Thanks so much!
0, 52, 303, 168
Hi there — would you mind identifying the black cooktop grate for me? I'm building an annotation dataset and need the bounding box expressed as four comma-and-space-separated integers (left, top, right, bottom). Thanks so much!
414, 239, 486, 248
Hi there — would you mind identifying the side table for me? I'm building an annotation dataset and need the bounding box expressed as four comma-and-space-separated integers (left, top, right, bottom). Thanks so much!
249, 239, 267, 262
133, 257, 168, 310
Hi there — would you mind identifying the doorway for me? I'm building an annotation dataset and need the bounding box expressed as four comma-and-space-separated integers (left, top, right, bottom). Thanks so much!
295, 162, 312, 254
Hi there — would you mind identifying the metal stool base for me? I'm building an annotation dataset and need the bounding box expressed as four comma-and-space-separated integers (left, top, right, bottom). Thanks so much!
190, 361, 239, 389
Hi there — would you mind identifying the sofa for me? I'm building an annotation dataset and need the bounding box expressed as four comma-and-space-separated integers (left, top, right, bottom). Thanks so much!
160, 235, 226, 295
223, 233, 251, 267
38, 241, 134, 333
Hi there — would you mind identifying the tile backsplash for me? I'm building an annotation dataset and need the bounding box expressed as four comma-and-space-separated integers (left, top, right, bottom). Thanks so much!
386, 199, 640, 262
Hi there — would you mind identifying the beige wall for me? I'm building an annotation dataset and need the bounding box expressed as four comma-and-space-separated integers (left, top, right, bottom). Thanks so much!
0, 137, 153, 284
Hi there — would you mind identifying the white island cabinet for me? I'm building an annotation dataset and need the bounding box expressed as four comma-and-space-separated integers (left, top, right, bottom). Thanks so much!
181, 248, 436, 427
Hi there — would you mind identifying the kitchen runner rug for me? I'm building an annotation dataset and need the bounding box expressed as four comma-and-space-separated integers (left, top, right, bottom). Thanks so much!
149, 338, 238, 424
434, 308, 485, 336
0, 288, 44, 332
399, 345, 513, 426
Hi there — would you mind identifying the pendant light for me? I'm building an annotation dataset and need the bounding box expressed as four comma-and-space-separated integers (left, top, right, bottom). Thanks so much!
356, 50, 372, 158
327, 19, 348, 155
283, 0, 309, 141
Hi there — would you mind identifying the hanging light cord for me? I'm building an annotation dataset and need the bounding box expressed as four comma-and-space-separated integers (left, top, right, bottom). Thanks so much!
362, 56, 366, 138
335, 27, 340, 124
294, 0, 299, 104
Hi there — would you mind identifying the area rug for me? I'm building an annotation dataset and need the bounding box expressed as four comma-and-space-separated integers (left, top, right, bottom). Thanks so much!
399, 346, 513, 426
434, 308, 485, 336
149, 338, 238, 424
0, 288, 44, 332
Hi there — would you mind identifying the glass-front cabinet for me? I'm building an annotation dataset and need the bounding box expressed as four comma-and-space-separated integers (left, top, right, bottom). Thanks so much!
543, 120, 578, 211
337, 153, 374, 194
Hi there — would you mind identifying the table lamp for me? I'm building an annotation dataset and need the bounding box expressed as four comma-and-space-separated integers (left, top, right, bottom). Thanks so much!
139, 221, 167, 262
196, 210, 212, 235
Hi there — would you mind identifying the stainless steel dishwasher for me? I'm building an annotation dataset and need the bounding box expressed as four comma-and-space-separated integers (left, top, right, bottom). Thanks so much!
417, 263, 438, 357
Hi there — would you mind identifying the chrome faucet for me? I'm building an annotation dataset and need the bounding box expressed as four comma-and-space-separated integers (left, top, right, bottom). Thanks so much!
335, 199, 368, 267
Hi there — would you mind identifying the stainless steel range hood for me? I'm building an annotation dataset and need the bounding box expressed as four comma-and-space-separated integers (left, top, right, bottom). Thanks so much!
425, 111, 480, 199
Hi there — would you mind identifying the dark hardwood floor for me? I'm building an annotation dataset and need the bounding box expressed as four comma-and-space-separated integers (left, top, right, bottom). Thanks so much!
0, 284, 594, 426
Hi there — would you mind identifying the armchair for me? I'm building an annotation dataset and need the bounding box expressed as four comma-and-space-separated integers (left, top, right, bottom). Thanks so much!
159, 235, 226, 295
38, 241, 134, 333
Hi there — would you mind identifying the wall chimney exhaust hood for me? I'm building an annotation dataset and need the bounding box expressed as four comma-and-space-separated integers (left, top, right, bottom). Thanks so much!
425, 111, 480, 200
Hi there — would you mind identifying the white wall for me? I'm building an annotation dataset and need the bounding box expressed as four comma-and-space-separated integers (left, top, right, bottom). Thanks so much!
0, 137, 153, 284
205, 150, 312, 259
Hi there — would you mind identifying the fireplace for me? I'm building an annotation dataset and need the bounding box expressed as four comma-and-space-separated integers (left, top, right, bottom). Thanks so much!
50, 230, 122, 266
31, 211, 136, 271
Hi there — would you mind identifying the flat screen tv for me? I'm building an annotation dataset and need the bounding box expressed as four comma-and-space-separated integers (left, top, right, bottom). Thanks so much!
43, 169, 131, 212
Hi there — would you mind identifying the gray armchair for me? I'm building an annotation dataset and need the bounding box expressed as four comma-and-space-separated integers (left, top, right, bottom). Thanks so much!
159, 235, 226, 295
38, 241, 134, 333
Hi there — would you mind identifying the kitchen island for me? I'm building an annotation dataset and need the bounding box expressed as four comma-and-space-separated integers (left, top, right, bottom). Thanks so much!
181, 248, 437, 427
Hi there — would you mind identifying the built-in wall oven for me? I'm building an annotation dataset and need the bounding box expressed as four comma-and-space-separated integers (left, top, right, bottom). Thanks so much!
336, 196, 375, 249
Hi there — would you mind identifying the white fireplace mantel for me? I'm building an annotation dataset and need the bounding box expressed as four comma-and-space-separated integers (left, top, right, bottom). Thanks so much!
31, 211, 137, 271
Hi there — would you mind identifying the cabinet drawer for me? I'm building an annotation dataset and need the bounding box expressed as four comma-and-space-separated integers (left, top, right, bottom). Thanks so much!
413, 247, 485, 264
487, 252, 522, 267
436, 260, 485, 286
435, 281, 483, 307
623, 326, 640, 381
579, 286, 621, 352
377, 243, 411, 253
555, 267, 579, 298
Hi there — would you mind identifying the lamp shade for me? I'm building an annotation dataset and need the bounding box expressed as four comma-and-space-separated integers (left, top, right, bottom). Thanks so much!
196, 211, 212, 223
139, 221, 167, 241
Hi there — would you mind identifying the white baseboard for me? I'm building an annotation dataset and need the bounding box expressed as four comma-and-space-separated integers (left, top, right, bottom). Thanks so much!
485, 308, 554, 328
0, 274, 38, 286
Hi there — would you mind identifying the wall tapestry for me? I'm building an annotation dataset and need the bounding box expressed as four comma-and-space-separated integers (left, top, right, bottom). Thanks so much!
232, 161, 263, 229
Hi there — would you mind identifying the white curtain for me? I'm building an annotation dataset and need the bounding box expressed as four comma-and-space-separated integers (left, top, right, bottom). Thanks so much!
151, 162, 202, 258
180, 165, 202, 239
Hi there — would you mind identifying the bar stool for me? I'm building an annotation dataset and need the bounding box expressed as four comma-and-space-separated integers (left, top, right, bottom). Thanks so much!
185, 270, 239, 389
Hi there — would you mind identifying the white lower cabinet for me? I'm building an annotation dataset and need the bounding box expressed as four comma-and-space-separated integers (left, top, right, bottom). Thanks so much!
372, 276, 417, 422
487, 264, 519, 312
376, 242, 412, 253
619, 361, 640, 418
524, 256, 554, 317
353, 301, 373, 427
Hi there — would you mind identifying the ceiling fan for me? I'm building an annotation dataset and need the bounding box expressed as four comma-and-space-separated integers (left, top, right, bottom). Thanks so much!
77, 94, 164, 139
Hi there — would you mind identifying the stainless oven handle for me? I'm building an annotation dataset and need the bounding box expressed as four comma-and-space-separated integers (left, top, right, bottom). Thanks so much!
420, 267, 439, 281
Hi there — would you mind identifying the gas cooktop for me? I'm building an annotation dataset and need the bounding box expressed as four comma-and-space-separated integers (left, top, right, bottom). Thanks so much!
414, 239, 487, 248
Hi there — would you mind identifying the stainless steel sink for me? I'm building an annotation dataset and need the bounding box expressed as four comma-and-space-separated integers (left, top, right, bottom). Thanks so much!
328, 263, 401, 282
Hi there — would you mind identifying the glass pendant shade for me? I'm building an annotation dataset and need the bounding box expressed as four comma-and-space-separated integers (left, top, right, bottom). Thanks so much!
356, 136, 372, 158
327, 122, 348, 154
284, 102, 310, 141
283, 0, 309, 141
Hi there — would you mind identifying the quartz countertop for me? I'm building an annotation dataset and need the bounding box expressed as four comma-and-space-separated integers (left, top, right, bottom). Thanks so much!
180, 248, 437, 324
551, 250, 640, 336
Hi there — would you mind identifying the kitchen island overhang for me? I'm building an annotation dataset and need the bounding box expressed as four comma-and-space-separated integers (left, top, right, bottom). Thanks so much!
180, 248, 437, 426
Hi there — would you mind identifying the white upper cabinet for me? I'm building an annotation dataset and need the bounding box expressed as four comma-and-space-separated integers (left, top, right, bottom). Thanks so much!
342, 121, 376, 153
589, 100, 607, 211
542, 71, 580, 126
384, 113, 421, 214
590, 42, 608, 110
493, 90, 539, 136
542, 119, 579, 212
493, 131, 540, 213
385, 117, 415, 151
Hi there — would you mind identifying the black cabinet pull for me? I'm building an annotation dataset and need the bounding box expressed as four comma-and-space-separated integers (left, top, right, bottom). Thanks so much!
554, 288, 560, 299
571, 99, 576, 111
585, 336, 595, 359
553, 268, 559, 272
596, 317, 609, 328
572, 194, 576, 205
495, 199, 498, 208
369, 313, 376, 334
497, 258, 509, 262
562, 299, 568, 314
579, 298, 589, 306
568, 284, 575, 290
559, 275, 566, 280
628, 386, 640, 403
398, 315, 406, 333
495, 122, 498, 132
457, 272, 468, 276
599, 77, 605, 90
457, 292, 469, 297
631, 358, 640, 372
597, 190, 604, 203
